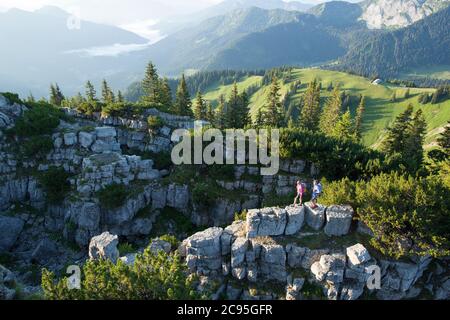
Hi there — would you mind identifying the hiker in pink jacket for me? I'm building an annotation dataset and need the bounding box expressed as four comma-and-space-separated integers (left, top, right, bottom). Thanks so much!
293, 181, 306, 207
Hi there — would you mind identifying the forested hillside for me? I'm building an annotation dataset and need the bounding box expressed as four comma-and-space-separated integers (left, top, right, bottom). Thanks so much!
337, 5, 450, 78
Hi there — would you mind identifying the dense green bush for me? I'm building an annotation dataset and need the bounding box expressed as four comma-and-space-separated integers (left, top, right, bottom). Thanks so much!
0, 92, 23, 105
321, 172, 450, 258
192, 181, 218, 207
102, 102, 134, 118
14, 106, 62, 137
77, 101, 102, 115
22, 136, 53, 158
147, 115, 164, 131
42, 244, 201, 300
320, 177, 356, 208
37, 167, 71, 203
97, 184, 129, 209
279, 128, 390, 180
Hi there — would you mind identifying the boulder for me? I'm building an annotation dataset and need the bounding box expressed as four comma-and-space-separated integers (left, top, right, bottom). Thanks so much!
304, 204, 326, 231
149, 239, 172, 254
286, 244, 308, 268
185, 227, 223, 274
63, 132, 77, 146
95, 127, 117, 138
311, 254, 346, 284
260, 244, 286, 282
246, 207, 287, 238
79, 131, 95, 148
0, 215, 24, 251
221, 221, 246, 256
324, 205, 354, 236
231, 237, 248, 268
284, 205, 305, 236
346, 244, 371, 267
89, 232, 119, 263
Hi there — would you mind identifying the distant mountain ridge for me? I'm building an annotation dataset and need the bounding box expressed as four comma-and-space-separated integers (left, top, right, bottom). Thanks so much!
359, 0, 450, 29
337, 4, 450, 78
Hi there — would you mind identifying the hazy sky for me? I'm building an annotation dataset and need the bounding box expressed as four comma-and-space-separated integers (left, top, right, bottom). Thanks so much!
0, 0, 361, 40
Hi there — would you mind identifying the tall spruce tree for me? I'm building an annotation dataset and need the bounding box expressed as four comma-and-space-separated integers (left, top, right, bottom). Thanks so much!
438, 122, 450, 155
215, 95, 226, 129
141, 62, 160, 104
382, 105, 414, 156
262, 76, 283, 128
101, 79, 114, 104
117, 90, 124, 103
50, 83, 64, 106
225, 82, 241, 128
354, 95, 366, 141
405, 109, 427, 171
300, 79, 321, 131
159, 78, 173, 110
238, 91, 250, 128
254, 109, 264, 128
206, 102, 215, 125
85, 81, 97, 102
173, 74, 193, 117
333, 109, 355, 142
319, 87, 342, 136
193, 91, 207, 120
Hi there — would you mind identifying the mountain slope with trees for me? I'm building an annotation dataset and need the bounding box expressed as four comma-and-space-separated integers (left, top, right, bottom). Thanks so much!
336, 5, 450, 78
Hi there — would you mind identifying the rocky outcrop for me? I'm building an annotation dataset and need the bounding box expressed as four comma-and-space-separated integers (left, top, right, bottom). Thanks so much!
0, 215, 25, 251
247, 206, 304, 238
0, 178, 45, 211
304, 204, 326, 231
324, 205, 354, 236
360, 0, 450, 29
184, 227, 223, 276
89, 232, 119, 263
177, 203, 447, 301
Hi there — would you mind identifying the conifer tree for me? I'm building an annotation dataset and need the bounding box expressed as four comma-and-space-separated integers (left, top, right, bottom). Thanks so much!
238, 90, 250, 128
206, 102, 215, 125
141, 62, 160, 104
101, 79, 114, 104
27, 93, 36, 103
159, 78, 173, 109
354, 95, 366, 141
405, 109, 427, 170
215, 95, 226, 129
85, 81, 97, 102
193, 91, 207, 120
50, 83, 65, 106
333, 109, 354, 142
319, 87, 342, 136
438, 122, 450, 155
117, 90, 124, 103
382, 105, 414, 156
262, 76, 283, 128
173, 74, 193, 117
225, 82, 241, 128
254, 109, 264, 128
300, 79, 321, 131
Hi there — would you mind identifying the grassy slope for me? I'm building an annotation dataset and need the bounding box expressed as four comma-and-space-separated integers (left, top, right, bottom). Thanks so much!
399, 65, 450, 81
200, 68, 450, 148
